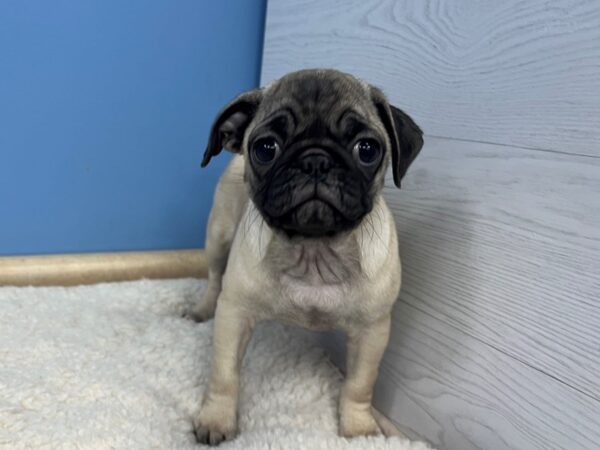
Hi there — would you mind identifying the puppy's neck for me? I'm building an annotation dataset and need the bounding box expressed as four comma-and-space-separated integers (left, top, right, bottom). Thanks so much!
240, 196, 390, 285
265, 233, 361, 286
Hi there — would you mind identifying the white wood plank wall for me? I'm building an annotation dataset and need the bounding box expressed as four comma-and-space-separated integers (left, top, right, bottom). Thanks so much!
261, 1, 600, 449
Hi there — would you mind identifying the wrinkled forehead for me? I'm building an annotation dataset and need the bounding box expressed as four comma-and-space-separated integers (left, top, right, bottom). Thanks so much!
263, 72, 370, 112
254, 72, 380, 139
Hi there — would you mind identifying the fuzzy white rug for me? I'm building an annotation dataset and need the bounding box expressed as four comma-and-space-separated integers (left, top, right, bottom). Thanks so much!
0, 278, 430, 449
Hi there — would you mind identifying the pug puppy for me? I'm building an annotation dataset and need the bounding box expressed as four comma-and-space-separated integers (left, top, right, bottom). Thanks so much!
187, 69, 423, 446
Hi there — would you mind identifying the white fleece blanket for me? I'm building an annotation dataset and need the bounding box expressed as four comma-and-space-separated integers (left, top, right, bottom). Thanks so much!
0, 278, 430, 449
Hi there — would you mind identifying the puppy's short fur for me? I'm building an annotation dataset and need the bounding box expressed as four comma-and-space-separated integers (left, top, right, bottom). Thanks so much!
187, 69, 423, 445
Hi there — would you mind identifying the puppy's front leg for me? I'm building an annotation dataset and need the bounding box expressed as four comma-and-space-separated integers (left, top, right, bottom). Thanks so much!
194, 295, 254, 446
339, 315, 391, 438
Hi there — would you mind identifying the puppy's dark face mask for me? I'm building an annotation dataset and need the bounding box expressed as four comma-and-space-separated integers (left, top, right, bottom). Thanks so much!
201, 69, 424, 238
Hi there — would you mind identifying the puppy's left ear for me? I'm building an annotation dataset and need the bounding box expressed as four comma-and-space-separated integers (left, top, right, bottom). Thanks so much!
201, 89, 263, 167
372, 88, 424, 188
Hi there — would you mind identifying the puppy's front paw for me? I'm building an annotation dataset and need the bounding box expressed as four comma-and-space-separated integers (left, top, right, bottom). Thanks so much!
193, 401, 237, 446
339, 406, 381, 438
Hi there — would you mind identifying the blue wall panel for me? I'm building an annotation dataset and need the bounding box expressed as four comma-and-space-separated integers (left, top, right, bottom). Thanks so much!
0, 0, 266, 255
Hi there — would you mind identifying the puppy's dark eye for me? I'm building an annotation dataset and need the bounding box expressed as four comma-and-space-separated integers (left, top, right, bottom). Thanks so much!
354, 139, 381, 166
252, 138, 280, 164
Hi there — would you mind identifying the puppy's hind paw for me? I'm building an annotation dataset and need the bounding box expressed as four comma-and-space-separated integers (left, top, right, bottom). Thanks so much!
182, 309, 214, 323
183, 291, 218, 323
182, 301, 216, 322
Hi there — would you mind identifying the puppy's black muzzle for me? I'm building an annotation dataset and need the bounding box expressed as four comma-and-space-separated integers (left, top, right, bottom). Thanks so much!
257, 147, 370, 238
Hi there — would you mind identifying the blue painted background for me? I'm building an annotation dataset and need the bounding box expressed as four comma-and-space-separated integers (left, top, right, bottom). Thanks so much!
0, 0, 266, 255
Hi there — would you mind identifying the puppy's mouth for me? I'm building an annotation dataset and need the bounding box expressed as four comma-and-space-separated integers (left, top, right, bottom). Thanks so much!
264, 196, 356, 237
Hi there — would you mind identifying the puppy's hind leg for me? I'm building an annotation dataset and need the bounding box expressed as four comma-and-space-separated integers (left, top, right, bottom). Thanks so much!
184, 155, 247, 322
185, 214, 232, 322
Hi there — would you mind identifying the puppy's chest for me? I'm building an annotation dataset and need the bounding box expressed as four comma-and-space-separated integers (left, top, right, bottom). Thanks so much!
264, 240, 362, 328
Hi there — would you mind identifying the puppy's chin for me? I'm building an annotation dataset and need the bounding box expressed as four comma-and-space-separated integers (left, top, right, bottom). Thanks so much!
261, 199, 362, 238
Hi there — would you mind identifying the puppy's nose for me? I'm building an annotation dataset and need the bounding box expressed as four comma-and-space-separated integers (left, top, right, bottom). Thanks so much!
299, 149, 332, 177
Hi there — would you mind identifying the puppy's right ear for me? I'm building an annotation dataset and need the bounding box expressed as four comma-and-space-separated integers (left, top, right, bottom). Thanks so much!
201, 89, 263, 167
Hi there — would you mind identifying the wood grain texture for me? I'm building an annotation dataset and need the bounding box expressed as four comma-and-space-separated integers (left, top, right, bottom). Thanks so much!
373, 301, 600, 450
321, 300, 600, 450
261, 0, 600, 157
390, 138, 600, 448
386, 136, 600, 403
